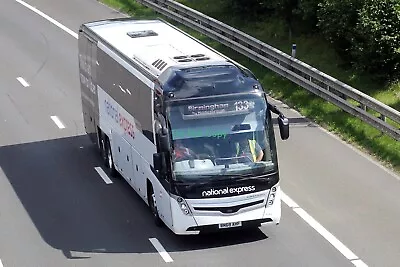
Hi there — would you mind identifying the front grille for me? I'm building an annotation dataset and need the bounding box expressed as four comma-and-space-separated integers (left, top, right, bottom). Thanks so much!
193, 199, 264, 214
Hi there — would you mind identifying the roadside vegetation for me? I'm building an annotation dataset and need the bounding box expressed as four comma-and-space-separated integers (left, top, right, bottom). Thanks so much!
100, 0, 400, 173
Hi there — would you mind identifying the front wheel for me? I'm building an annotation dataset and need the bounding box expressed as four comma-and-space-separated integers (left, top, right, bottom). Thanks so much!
148, 186, 163, 227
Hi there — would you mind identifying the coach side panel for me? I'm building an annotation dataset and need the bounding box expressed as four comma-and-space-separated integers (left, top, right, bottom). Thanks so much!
95, 41, 173, 227
96, 42, 155, 154
78, 30, 100, 145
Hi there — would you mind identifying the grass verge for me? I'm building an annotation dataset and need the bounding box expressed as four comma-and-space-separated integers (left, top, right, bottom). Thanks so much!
100, 0, 400, 173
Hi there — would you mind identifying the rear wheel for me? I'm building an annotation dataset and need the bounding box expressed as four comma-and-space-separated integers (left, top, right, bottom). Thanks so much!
99, 133, 107, 161
104, 137, 117, 177
148, 186, 163, 227
97, 130, 103, 155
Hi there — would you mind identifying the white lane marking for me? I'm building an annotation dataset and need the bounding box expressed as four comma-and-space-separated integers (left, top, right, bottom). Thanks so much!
50, 116, 65, 129
16, 77, 29, 87
118, 85, 126, 93
94, 167, 113, 184
280, 191, 299, 208
14, 0, 78, 39
281, 191, 368, 266
15, 1, 371, 266
0, 259, 3, 267
149, 238, 173, 263
351, 259, 369, 267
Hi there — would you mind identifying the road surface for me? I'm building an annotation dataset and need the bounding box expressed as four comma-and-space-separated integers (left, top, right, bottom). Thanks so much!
0, 0, 399, 266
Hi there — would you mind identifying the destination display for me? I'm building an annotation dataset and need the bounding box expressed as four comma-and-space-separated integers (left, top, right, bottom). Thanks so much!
182, 99, 256, 117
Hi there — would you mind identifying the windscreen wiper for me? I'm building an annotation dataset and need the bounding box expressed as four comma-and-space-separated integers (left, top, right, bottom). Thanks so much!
231, 170, 278, 180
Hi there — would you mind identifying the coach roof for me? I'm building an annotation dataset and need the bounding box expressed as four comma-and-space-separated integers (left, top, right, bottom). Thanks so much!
84, 18, 228, 77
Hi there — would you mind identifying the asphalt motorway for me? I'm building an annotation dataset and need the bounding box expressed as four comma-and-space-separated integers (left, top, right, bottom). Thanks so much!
0, 0, 399, 266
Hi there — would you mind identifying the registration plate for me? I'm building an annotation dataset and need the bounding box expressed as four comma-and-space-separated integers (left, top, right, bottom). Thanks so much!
218, 221, 242, 229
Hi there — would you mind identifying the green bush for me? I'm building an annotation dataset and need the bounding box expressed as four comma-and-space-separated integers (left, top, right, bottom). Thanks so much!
316, 0, 364, 59
317, 0, 400, 81
229, 0, 400, 82
353, 0, 400, 81
228, 0, 270, 18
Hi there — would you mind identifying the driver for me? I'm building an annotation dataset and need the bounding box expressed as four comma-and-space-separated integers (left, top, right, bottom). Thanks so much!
235, 138, 264, 162
173, 139, 197, 161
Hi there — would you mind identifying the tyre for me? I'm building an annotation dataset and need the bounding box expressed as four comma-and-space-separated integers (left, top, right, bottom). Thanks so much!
104, 138, 118, 177
148, 186, 163, 227
97, 130, 105, 157
99, 133, 107, 162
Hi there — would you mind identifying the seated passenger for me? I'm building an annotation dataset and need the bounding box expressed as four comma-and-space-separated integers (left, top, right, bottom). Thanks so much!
173, 139, 197, 161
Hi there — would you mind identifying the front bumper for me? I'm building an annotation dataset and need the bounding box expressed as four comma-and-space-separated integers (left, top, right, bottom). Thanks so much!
185, 218, 274, 233
169, 186, 281, 235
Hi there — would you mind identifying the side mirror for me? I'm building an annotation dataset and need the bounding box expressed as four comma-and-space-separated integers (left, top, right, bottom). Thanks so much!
159, 127, 171, 152
277, 115, 289, 140
153, 152, 167, 174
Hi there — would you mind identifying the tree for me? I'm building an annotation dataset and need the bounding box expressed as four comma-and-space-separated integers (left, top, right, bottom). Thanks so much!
317, 0, 365, 59
354, 0, 400, 80
263, 0, 320, 37
297, 0, 320, 30
228, 0, 270, 18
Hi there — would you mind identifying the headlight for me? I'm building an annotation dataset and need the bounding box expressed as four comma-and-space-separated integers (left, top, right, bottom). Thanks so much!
266, 185, 278, 206
174, 196, 192, 215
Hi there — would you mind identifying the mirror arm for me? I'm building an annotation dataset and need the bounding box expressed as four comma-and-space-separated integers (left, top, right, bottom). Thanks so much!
269, 104, 282, 116
155, 113, 166, 128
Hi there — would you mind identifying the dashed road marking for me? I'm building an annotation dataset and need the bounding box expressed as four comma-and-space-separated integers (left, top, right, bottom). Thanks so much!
50, 116, 65, 129
16, 77, 29, 87
149, 238, 173, 263
94, 167, 113, 184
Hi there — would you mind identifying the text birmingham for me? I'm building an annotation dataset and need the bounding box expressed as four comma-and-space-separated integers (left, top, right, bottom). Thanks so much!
188, 103, 229, 112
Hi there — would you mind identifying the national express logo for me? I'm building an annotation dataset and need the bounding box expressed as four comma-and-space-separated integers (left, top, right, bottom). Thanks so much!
201, 186, 256, 197
104, 99, 135, 138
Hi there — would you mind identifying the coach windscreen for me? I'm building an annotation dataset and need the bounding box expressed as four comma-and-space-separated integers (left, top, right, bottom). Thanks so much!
167, 93, 277, 181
